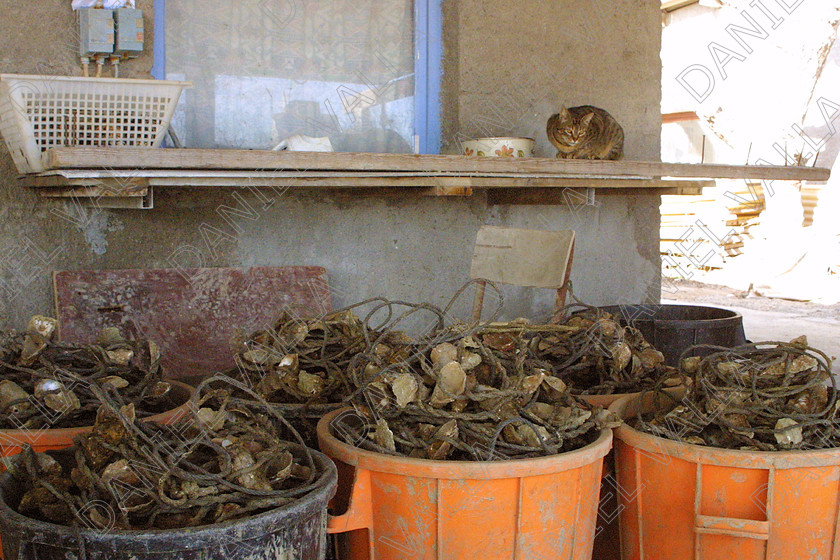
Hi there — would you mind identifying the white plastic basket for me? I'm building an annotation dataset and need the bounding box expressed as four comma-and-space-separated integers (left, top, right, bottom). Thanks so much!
0, 74, 191, 173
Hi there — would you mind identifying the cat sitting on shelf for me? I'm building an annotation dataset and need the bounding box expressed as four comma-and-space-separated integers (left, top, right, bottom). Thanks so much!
546, 106, 624, 160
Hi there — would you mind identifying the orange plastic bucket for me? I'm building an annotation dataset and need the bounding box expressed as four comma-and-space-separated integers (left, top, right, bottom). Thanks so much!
611, 394, 840, 560
0, 381, 194, 457
317, 408, 612, 560
579, 386, 685, 560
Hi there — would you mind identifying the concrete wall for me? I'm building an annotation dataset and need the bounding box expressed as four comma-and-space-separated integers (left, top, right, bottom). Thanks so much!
0, 0, 662, 332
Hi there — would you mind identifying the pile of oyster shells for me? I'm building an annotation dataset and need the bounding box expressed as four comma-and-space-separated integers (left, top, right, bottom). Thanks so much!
10, 381, 318, 529
637, 337, 837, 451
0, 315, 175, 430
229, 304, 676, 459
232, 310, 368, 404
231, 308, 677, 406
535, 310, 676, 395
335, 321, 622, 460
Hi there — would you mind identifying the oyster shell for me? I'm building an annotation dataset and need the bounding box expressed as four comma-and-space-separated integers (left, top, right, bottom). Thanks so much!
374, 418, 396, 452
298, 371, 325, 396
28, 315, 57, 340
391, 373, 419, 408
430, 343, 458, 370
0, 379, 32, 415
429, 361, 467, 408
774, 418, 803, 447
105, 348, 134, 366
100, 376, 129, 390
611, 342, 632, 371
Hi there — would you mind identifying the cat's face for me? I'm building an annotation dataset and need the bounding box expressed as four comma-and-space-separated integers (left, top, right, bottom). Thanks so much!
556, 112, 594, 146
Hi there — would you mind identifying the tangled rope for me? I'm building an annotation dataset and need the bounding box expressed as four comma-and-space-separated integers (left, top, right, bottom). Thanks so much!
0, 319, 179, 430
226, 282, 506, 445
635, 338, 837, 450
332, 316, 621, 460
226, 283, 676, 459
10, 375, 322, 530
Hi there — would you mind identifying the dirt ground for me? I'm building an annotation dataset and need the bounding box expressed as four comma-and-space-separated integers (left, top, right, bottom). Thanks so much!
666, 279, 840, 321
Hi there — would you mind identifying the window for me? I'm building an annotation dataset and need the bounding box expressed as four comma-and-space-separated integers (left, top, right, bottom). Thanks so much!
153, 0, 440, 154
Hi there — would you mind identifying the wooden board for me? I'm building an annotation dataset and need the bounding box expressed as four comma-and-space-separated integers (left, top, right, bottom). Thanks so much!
43, 148, 831, 182
661, 0, 699, 11
24, 170, 720, 182
53, 266, 331, 379
471, 227, 575, 289
22, 172, 713, 192
21, 175, 150, 195
34, 186, 149, 198
486, 185, 703, 204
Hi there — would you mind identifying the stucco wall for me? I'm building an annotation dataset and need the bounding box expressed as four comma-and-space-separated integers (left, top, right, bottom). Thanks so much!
0, 0, 662, 332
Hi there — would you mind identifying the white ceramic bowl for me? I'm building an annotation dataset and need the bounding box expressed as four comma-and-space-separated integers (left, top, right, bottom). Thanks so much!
461, 137, 535, 157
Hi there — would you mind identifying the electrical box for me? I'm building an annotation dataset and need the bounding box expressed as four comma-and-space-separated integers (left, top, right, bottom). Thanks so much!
114, 8, 144, 57
78, 8, 115, 57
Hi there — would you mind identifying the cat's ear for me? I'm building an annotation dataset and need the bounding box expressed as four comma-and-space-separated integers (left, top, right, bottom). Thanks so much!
580, 113, 595, 128
557, 106, 571, 119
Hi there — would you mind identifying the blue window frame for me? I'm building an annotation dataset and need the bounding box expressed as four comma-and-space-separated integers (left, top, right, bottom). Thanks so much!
413, 0, 442, 154
152, 0, 441, 154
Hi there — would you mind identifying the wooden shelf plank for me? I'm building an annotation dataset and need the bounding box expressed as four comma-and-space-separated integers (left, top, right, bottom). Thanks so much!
662, 0, 699, 11
34, 185, 149, 198
21, 170, 712, 193
19, 174, 149, 195
43, 148, 830, 182
488, 186, 701, 205
26, 169, 716, 182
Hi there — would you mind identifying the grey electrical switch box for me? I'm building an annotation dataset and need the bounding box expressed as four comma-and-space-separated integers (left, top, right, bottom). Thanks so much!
78, 8, 114, 57
114, 8, 144, 57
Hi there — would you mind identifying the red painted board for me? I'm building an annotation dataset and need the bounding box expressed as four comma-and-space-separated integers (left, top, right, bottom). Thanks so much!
53, 266, 331, 379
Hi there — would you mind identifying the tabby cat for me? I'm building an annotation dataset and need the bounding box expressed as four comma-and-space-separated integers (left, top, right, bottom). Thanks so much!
546, 106, 624, 160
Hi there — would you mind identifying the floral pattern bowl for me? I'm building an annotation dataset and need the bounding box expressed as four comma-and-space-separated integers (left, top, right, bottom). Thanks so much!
461, 137, 535, 158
